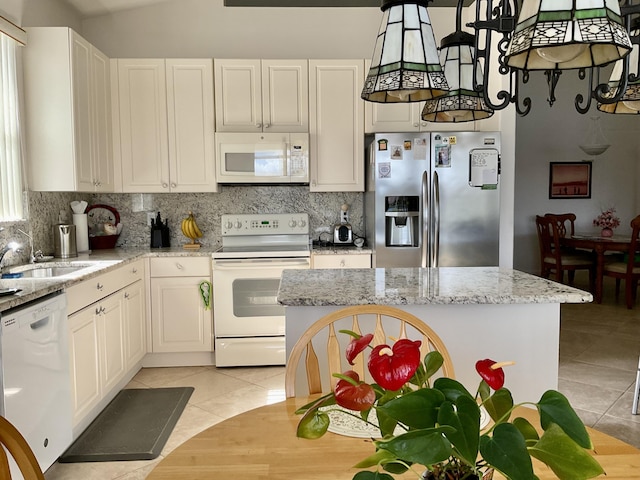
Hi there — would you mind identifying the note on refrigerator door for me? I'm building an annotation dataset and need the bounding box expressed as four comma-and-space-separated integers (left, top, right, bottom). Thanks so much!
469, 148, 499, 188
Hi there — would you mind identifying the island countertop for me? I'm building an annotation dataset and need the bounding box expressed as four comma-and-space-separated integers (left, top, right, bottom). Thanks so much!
277, 267, 592, 306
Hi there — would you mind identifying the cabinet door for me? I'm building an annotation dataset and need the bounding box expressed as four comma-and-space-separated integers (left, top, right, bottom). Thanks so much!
117, 59, 170, 192
91, 46, 114, 191
123, 280, 146, 369
166, 59, 217, 192
151, 276, 212, 353
262, 60, 308, 132
68, 307, 100, 426
71, 31, 95, 192
97, 294, 126, 394
365, 102, 424, 133
309, 60, 364, 192
214, 59, 262, 132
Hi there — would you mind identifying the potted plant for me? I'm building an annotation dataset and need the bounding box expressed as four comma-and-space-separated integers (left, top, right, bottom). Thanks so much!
295, 332, 604, 480
593, 207, 621, 237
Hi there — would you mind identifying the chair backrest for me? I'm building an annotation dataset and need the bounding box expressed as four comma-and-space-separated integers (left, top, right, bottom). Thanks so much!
544, 213, 577, 239
535, 215, 560, 266
624, 215, 640, 275
285, 305, 455, 398
0, 416, 44, 480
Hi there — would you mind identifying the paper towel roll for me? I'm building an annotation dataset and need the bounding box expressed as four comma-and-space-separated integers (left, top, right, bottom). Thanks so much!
73, 213, 90, 252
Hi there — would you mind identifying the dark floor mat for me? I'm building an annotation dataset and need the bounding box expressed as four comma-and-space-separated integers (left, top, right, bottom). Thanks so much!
59, 387, 194, 462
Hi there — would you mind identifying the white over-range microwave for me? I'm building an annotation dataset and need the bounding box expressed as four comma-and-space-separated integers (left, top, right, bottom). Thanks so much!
215, 132, 309, 184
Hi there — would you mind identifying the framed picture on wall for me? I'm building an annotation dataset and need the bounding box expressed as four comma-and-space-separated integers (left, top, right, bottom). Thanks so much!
549, 162, 592, 199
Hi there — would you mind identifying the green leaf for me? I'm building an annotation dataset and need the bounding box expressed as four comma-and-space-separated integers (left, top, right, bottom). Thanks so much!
377, 388, 445, 429
437, 396, 480, 466
538, 390, 592, 449
353, 471, 395, 480
513, 417, 540, 443
479, 423, 537, 480
478, 380, 491, 402
377, 428, 453, 466
423, 351, 444, 379
353, 449, 398, 468
296, 409, 329, 439
529, 423, 604, 480
484, 388, 514, 423
294, 392, 335, 415
434, 377, 475, 402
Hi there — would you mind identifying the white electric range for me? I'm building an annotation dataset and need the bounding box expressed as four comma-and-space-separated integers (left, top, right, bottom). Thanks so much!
211, 213, 310, 367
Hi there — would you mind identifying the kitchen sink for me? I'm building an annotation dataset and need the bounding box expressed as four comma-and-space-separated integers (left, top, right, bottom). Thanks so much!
1, 261, 117, 279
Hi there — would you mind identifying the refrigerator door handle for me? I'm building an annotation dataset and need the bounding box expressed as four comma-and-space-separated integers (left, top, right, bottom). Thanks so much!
421, 170, 429, 268
433, 170, 440, 268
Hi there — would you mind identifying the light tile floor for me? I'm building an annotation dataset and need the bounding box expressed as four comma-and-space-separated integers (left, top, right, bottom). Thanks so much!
44, 273, 640, 479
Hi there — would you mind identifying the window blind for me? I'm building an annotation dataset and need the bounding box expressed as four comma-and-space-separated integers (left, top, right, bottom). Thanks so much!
0, 32, 24, 221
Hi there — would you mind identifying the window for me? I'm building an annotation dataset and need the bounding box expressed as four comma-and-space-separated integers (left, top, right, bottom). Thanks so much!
0, 30, 25, 221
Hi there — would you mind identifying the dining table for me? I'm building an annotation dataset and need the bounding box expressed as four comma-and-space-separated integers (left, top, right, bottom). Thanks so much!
146, 396, 640, 480
561, 233, 632, 304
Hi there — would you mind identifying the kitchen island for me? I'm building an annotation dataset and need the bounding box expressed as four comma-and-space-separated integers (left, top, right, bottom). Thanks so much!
278, 267, 591, 403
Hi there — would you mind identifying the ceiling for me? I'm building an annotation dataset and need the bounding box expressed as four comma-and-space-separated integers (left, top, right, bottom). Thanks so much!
64, 0, 472, 18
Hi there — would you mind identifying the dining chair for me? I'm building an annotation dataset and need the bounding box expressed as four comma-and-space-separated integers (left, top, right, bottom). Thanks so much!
602, 214, 640, 309
544, 212, 578, 240
0, 415, 45, 480
285, 305, 454, 398
535, 215, 596, 289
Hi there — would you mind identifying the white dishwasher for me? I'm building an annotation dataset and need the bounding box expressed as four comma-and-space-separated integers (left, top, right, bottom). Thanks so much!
1, 291, 72, 476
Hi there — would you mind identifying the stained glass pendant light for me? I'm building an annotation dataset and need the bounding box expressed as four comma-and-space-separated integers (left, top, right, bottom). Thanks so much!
361, 0, 449, 103
506, 0, 631, 71
598, 23, 640, 114
421, 29, 493, 122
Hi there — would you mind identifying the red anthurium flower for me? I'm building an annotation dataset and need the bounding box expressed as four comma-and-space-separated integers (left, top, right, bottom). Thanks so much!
475, 359, 515, 390
346, 333, 374, 365
334, 370, 376, 411
368, 339, 421, 391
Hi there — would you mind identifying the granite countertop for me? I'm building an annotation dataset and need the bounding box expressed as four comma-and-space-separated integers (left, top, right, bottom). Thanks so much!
277, 267, 592, 306
0, 247, 215, 313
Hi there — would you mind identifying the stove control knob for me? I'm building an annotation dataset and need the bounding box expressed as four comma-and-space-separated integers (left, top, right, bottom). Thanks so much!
235, 221, 243, 229
225, 221, 234, 230
288, 220, 297, 228
298, 219, 307, 228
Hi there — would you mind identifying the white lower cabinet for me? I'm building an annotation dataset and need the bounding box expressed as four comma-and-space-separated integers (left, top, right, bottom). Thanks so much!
66, 260, 145, 431
149, 257, 212, 353
312, 253, 372, 269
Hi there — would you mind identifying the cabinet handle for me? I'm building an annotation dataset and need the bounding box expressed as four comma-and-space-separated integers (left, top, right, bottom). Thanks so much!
162, 182, 169, 188
413, 122, 419, 127
340, 259, 346, 268
131, 268, 138, 274
171, 182, 177, 188
96, 181, 102, 187
96, 283, 104, 291
176, 263, 183, 270
124, 292, 130, 299
263, 123, 270, 128
95, 306, 105, 315
255, 123, 262, 128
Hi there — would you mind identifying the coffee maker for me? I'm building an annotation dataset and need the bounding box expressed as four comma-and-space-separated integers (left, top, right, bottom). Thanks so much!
333, 204, 353, 245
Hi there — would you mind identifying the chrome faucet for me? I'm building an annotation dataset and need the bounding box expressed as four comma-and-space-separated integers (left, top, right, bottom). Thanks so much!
0, 227, 22, 269
18, 229, 35, 263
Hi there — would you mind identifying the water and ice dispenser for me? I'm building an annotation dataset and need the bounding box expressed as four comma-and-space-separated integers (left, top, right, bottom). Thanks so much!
385, 196, 419, 247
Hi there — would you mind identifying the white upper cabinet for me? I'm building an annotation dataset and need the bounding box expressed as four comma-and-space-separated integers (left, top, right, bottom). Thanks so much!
23, 27, 114, 192
113, 58, 216, 193
309, 60, 364, 192
214, 59, 308, 132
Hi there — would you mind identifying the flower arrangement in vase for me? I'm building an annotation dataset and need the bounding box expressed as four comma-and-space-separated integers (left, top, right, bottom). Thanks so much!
593, 207, 620, 237
296, 332, 604, 480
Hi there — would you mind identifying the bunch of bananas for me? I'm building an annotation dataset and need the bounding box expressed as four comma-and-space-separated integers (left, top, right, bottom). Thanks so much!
181, 211, 203, 246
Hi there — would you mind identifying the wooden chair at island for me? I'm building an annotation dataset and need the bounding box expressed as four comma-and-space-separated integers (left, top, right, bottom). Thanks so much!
0, 415, 45, 480
285, 305, 454, 398
535, 215, 596, 291
602, 214, 640, 309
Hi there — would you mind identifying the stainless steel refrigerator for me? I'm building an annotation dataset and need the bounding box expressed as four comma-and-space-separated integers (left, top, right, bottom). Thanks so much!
364, 132, 501, 268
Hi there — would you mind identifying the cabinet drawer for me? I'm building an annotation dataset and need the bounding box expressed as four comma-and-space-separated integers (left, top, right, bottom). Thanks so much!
149, 256, 211, 277
312, 254, 371, 269
66, 259, 144, 314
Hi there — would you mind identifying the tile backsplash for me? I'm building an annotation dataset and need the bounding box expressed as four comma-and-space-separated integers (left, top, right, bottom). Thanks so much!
0, 187, 364, 264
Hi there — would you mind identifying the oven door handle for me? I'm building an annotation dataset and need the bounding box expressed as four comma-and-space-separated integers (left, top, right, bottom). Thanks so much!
213, 259, 311, 269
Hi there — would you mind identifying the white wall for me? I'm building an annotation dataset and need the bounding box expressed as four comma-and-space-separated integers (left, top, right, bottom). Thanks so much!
2, 0, 82, 30
514, 69, 640, 273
